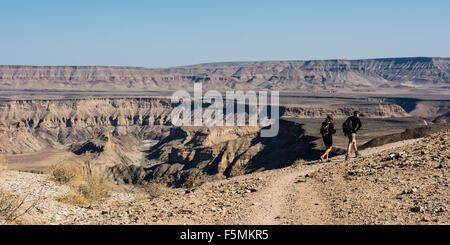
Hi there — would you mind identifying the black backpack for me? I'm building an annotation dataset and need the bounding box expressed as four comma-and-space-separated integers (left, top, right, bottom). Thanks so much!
342, 117, 352, 135
320, 122, 330, 135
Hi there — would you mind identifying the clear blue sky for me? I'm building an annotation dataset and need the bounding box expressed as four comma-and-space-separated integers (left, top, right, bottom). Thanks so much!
1, 0, 449, 67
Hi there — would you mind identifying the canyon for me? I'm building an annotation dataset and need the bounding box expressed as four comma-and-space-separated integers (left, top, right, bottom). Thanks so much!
0, 96, 425, 186
0, 57, 449, 225
0, 57, 449, 187
1, 126, 448, 225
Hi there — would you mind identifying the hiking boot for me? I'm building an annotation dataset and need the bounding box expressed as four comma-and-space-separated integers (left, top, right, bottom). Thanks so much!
345, 154, 349, 161
355, 151, 361, 157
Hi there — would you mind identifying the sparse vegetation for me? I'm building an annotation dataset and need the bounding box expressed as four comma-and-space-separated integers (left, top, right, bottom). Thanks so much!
142, 182, 174, 199
48, 160, 111, 207
57, 191, 90, 206
78, 176, 111, 204
0, 188, 41, 225
48, 163, 82, 184
57, 175, 111, 207
182, 172, 209, 188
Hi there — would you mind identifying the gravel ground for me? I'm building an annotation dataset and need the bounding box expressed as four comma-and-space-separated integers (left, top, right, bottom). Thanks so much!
1, 129, 448, 225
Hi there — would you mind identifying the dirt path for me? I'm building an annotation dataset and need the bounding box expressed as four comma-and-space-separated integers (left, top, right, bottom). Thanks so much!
0, 137, 425, 225
243, 165, 328, 224
239, 138, 421, 225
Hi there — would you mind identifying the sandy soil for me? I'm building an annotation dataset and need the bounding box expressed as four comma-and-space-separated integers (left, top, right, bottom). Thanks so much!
4, 148, 86, 173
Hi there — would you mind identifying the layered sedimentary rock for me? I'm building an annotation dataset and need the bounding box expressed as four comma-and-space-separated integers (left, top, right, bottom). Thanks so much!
0, 97, 411, 184
108, 119, 320, 187
0, 98, 173, 155
361, 123, 450, 149
0, 57, 449, 93
434, 112, 450, 123
0, 98, 408, 154
281, 103, 408, 118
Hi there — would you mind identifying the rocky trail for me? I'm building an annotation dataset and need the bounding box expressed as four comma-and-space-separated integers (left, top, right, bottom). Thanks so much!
0, 130, 448, 225
238, 138, 422, 225
242, 164, 329, 225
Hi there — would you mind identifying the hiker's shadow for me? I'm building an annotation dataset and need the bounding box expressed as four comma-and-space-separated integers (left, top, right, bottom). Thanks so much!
242, 119, 321, 172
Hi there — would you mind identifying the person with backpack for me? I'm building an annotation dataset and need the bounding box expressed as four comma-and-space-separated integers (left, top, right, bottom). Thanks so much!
320, 114, 336, 162
343, 111, 362, 160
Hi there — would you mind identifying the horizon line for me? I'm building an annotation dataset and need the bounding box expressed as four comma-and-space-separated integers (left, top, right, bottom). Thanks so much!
1, 56, 449, 70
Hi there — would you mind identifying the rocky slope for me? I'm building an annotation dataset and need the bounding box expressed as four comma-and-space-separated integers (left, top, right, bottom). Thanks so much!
94, 127, 450, 225
313, 129, 449, 224
1, 127, 448, 225
433, 111, 450, 123
381, 98, 450, 123
1, 57, 449, 94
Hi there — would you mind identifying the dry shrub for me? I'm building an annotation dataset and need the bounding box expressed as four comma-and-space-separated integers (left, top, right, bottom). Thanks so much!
0, 157, 8, 172
182, 172, 209, 188
0, 189, 20, 223
78, 176, 111, 204
57, 175, 111, 207
49, 161, 111, 207
48, 163, 82, 184
57, 192, 90, 207
142, 182, 174, 200
0, 188, 41, 225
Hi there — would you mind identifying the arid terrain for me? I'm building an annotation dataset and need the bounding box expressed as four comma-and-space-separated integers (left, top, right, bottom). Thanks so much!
0, 57, 449, 225
0, 127, 448, 225
0, 95, 436, 186
1, 57, 450, 97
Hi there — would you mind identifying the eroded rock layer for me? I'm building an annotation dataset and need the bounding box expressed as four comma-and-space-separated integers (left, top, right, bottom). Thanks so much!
1, 57, 449, 93
0, 97, 411, 184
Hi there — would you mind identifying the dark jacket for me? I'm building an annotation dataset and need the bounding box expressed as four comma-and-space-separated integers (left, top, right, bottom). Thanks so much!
344, 116, 362, 134
321, 121, 336, 135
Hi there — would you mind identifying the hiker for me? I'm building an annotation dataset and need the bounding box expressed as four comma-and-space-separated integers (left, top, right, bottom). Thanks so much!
320, 114, 336, 162
343, 111, 362, 160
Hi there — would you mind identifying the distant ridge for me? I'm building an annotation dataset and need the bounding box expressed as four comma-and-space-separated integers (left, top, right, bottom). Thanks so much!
1, 57, 449, 96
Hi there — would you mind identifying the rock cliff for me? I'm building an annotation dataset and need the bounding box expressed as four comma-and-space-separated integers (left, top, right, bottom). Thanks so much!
0, 97, 415, 184
1, 57, 449, 93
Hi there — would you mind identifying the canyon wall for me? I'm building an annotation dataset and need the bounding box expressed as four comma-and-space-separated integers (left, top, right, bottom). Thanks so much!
0, 98, 173, 168
0, 98, 409, 153
281, 103, 408, 118
1, 57, 449, 93
108, 119, 322, 187
0, 97, 410, 183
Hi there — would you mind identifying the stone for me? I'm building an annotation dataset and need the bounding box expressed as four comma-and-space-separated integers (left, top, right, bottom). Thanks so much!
410, 206, 424, 213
